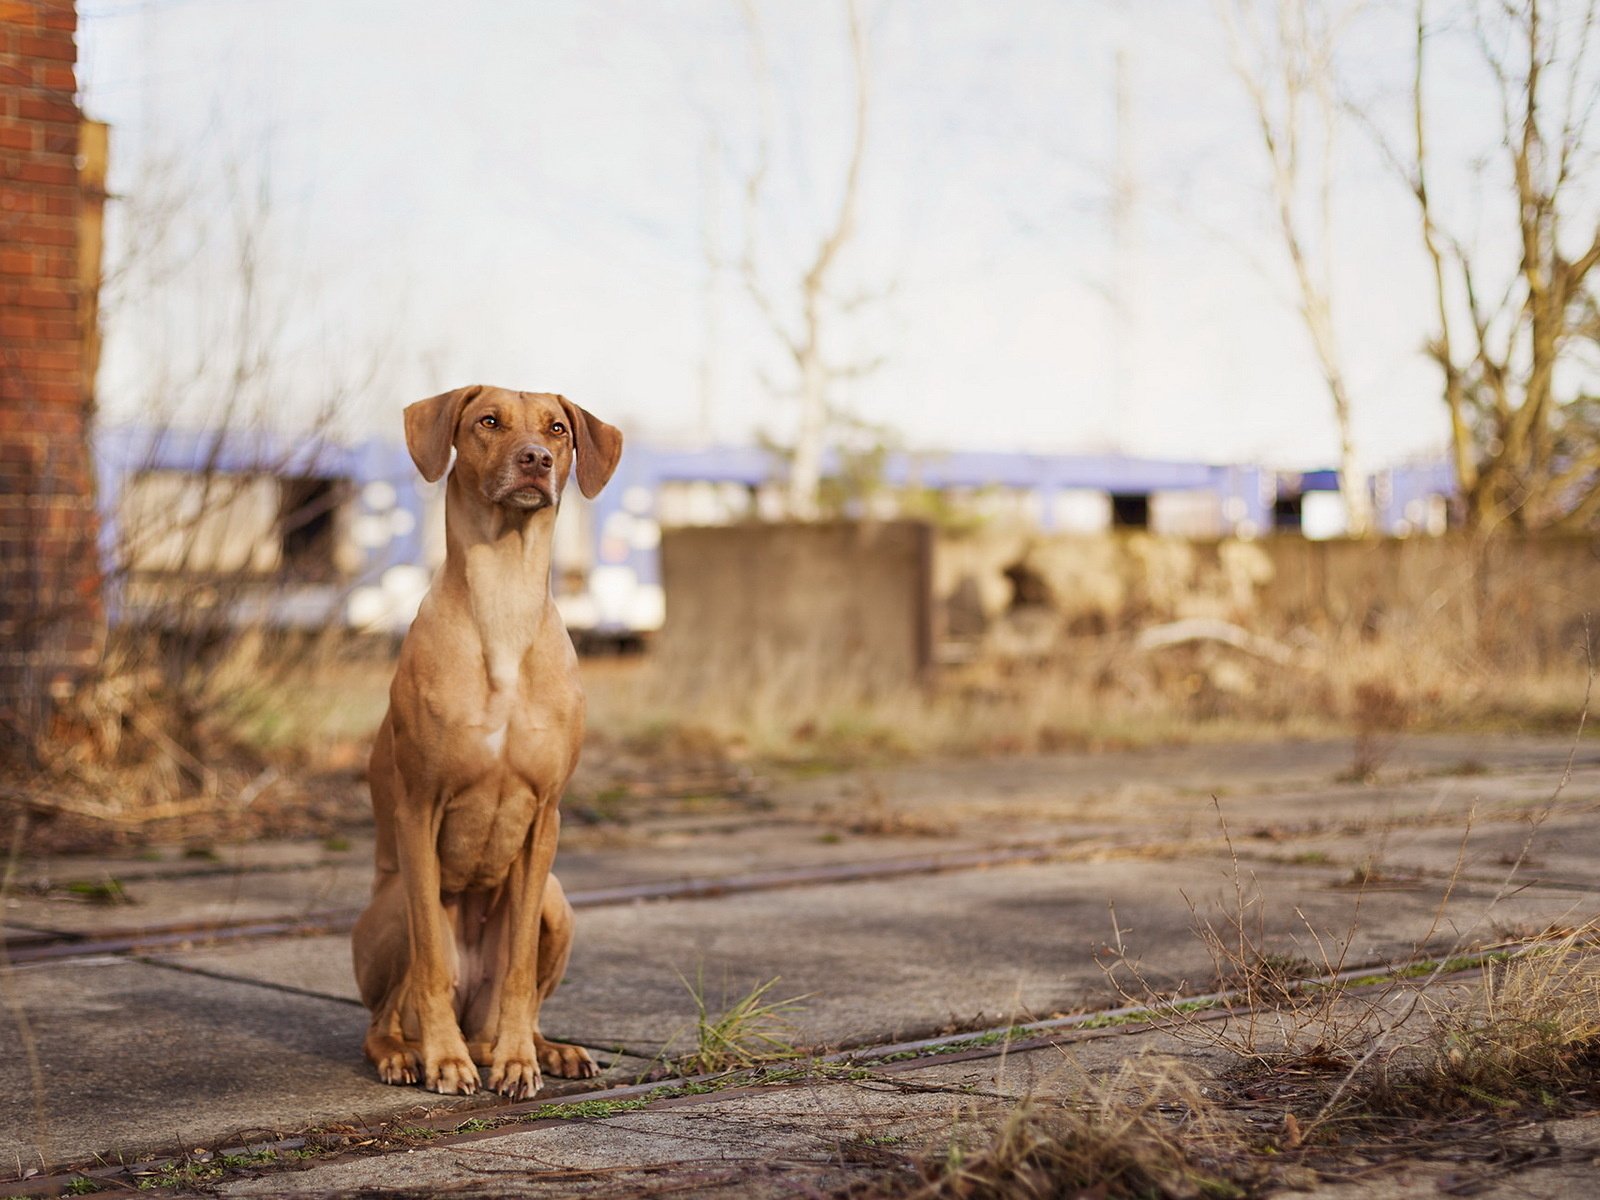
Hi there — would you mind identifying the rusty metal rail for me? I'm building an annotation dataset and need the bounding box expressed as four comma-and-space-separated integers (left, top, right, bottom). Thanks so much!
2, 844, 1063, 967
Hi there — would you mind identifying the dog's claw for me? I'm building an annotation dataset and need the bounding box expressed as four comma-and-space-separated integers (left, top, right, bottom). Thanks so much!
425, 1053, 482, 1096
377, 1060, 417, 1086
536, 1037, 599, 1080
369, 1036, 421, 1087
488, 1060, 543, 1100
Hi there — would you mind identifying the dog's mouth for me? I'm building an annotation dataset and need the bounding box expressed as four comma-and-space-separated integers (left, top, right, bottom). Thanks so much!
503, 483, 556, 509
490, 476, 557, 510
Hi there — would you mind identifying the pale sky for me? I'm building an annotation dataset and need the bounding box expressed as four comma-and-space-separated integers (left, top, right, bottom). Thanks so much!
77, 0, 1583, 470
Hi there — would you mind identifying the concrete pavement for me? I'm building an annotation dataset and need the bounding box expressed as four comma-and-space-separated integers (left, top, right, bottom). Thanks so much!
2, 734, 1596, 1195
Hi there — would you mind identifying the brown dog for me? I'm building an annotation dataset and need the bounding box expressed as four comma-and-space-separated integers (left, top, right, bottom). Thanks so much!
351, 385, 622, 1098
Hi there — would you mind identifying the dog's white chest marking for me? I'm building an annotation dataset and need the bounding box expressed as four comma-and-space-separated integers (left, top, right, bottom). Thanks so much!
484, 723, 507, 755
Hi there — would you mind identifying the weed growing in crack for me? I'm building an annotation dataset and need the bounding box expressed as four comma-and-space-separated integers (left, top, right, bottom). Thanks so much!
673, 971, 810, 1075
1101, 798, 1378, 1068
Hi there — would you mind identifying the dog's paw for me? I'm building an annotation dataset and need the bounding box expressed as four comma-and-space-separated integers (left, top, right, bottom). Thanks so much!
536, 1036, 600, 1080
424, 1048, 481, 1096
377, 1053, 418, 1086
487, 1054, 543, 1101
366, 1034, 420, 1086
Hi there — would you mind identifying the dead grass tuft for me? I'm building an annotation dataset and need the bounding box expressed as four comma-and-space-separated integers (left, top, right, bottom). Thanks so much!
1421, 931, 1600, 1109
1342, 678, 1412, 783
864, 1058, 1262, 1200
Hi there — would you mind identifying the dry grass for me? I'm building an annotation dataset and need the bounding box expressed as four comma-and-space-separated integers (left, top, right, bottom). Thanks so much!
674, 972, 810, 1076
1075, 672, 1600, 1187
0, 630, 385, 853
1421, 931, 1600, 1109
850, 928, 1600, 1200
582, 625, 1592, 771
857, 1058, 1263, 1200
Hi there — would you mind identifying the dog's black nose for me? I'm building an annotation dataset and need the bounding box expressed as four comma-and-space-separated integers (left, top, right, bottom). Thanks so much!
517, 444, 554, 472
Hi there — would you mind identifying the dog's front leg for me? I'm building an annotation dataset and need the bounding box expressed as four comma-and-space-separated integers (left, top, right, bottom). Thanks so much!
485, 802, 562, 1099
393, 799, 480, 1095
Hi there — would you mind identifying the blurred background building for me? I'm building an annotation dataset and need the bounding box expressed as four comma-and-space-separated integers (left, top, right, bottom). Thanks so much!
93, 421, 1456, 644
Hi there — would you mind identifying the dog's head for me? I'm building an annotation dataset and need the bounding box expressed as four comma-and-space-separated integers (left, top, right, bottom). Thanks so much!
403, 385, 623, 510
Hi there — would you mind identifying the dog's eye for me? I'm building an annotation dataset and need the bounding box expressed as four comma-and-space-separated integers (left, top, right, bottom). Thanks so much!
550, 421, 567, 437
478, 415, 499, 429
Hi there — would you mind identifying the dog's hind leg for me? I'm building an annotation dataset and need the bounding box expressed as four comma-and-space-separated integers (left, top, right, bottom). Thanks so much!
530, 873, 598, 1079
353, 873, 425, 1085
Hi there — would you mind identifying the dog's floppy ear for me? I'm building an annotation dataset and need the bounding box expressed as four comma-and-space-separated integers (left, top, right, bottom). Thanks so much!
403, 385, 482, 482
558, 397, 623, 498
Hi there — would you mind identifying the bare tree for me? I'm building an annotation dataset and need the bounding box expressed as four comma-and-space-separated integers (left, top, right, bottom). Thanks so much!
21, 134, 389, 812
736, 0, 878, 519
1405, 0, 1600, 529
1220, 0, 1373, 536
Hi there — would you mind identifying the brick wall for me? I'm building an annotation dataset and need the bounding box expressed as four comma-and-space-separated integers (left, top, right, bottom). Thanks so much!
0, 0, 103, 751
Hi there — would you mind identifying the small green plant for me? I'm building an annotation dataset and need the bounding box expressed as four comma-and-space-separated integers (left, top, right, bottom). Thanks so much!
675, 972, 809, 1075
390, 1126, 440, 1142
64, 1178, 101, 1196
853, 1132, 907, 1148
524, 1097, 650, 1121
64, 877, 131, 905
218, 1150, 276, 1169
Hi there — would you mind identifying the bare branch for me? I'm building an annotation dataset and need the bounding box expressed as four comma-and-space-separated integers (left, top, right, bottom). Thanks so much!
825, 354, 887, 382
1219, 0, 1371, 534
735, 0, 802, 361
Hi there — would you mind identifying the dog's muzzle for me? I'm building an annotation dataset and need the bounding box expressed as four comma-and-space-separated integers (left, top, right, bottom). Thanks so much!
490, 443, 558, 509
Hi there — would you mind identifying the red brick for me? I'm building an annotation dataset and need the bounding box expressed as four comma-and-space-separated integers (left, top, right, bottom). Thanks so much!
6, 219, 73, 245
35, 61, 72, 91
30, 247, 72, 278
0, 185, 45, 213
9, 159, 74, 187
0, 0, 42, 25
39, 124, 74, 154
0, 311, 72, 339
15, 93, 74, 123
7, 347, 78, 372
0, 376, 79, 406
0, 284, 74, 309
17, 33, 74, 64
0, 403, 83, 434
32, 378, 79, 404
